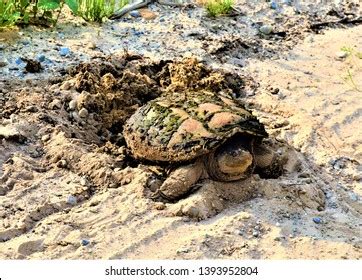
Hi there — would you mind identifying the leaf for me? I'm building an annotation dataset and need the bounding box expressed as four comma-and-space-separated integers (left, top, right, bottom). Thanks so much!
20, 0, 30, 9
65, 0, 78, 13
38, 0, 61, 10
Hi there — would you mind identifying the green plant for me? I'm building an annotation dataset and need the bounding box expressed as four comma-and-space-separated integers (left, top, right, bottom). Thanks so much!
339, 46, 362, 92
341, 68, 361, 92
77, 0, 123, 22
0, 0, 78, 27
0, 0, 21, 27
205, 0, 233, 17
340, 46, 354, 56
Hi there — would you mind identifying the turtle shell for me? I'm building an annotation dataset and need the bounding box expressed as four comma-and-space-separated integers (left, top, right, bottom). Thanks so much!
123, 90, 267, 162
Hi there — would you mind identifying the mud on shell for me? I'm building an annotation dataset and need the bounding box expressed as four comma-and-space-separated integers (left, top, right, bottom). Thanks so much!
123, 90, 267, 162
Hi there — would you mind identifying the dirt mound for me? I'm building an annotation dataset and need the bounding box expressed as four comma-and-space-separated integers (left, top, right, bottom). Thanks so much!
61, 54, 257, 137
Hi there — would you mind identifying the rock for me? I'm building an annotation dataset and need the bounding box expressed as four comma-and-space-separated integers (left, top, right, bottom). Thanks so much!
139, 8, 157, 20
59, 47, 70, 57
335, 51, 348, 59
80, 177, 88, 186
275, 222, 281, 227
129, 10, 141, 18
78, 108, 89, 118
236, 230, 244, 236
259, 25, 273, 35
270, 1, 278, 9
81, 239, 90, 246
154, 202, 166, 210
67, 195, 77, 205
24, 59, 42, 73
176, 247, 189, 254
69, 100, 77, 110
57, 159, 68, 168
313, 217, 322, 224
41, 134, 50, 142
0, 58, 7, 67
0, 44, 5, 50
133, 31, 144, 36
15, 57, 23, 65
87, 42, 96, 50
36, 54, 46, 62
252, 230, 259, 237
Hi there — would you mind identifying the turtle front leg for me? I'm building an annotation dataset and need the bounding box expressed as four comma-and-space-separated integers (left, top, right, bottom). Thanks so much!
253, 143, 287, 178
157, 160, 205, 201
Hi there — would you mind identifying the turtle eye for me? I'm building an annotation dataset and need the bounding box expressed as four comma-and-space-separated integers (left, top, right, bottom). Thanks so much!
231, 150, 238, 157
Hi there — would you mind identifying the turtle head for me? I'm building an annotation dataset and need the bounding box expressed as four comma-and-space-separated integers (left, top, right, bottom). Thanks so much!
206, 135, 255, 181
217, 145, 253, 175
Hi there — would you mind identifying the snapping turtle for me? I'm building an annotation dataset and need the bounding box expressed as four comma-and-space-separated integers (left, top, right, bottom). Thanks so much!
123, 90, 283, 200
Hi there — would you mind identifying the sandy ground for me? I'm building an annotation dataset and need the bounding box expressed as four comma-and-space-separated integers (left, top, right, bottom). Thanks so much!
0, 2, 361, 259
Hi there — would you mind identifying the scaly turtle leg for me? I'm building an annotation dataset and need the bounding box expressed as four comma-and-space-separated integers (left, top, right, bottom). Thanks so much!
156, 159, 205, 201
253, 143, 286, 178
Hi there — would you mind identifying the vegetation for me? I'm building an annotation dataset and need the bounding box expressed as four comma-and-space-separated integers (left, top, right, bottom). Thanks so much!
205, 0, 234, 17
0, 0, 78, 27
77, 0, 128, 22
0, 0, 128, 27
0, 0, 20, 27
340, 46, 362, 92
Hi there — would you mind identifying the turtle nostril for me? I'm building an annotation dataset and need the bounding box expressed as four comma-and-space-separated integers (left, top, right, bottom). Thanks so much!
231, 151, 238, 157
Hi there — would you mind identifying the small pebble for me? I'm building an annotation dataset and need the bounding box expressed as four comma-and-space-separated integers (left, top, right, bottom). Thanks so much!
133, 31, 144, 36
252, 230, 259, 238
36, 54, 46, 62
0, 58, 7, 67
78, 108, 89, 118
41, 134, 50, 142
313, 217, 322, 224
80, 177, 88, 186
154, 202, 166, 210
81, 239, 90, 246
270, 1, 278, 9
335, 51, 348, 59
21, 39, 30, 45
176, 247, 189, 254
237, 230, 244, 236
259, 25, 273, 35
69, 100, 77, 110
276, 222, 281, 227
67, 195, 77, 205
87, 42, 96, 50
130, 10, 141, 18
57, 159, 67, 168
59, 47, 70, 57
15, 57, 23, 65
